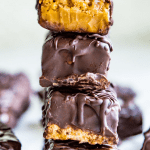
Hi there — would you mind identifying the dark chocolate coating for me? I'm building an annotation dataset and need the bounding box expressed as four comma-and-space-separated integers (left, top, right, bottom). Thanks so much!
40, 33, 112, 88
0, 72, 31, 128
42, 86, 120, 145
141, 129, 150, 150
0, 122, 21, 150
115, 85, 142, 140
44, 140, 117, 150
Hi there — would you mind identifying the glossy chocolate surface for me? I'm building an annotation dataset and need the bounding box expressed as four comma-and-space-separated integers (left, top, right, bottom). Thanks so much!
0, 72, 31, 128
115, 85, 142, 140
42, 84, 120, 144
0, 122, 21, 150
40, 33, 112, 88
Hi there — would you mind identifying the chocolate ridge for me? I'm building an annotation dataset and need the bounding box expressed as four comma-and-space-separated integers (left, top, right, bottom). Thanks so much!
50, 32, 113, 52
45, 139, 118, 150
40, 73, 110, 90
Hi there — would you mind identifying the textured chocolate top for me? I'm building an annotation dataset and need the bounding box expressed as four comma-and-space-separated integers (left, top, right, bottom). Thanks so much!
142, 129, 150, 150
0, 72, 31, 128
0, 122, 21, 150
42, 84, 120, 144
45, 140, 117, 150
40, 33, 112, 88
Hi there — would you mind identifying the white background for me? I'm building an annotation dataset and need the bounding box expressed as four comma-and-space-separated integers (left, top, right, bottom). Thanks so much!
0, 0, 150, 149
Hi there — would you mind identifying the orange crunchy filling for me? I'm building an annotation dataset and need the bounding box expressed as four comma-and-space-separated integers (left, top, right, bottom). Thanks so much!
44, 124, 117, 146
39, 0, 111, 33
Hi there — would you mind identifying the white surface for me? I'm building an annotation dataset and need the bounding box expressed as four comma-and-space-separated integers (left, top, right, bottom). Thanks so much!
0, 0, 150, 150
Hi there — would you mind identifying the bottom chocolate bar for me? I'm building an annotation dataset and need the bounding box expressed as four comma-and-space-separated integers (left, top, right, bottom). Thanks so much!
0, 122, 21, 150
44, 140, 118, 150
43, 86, 120, 147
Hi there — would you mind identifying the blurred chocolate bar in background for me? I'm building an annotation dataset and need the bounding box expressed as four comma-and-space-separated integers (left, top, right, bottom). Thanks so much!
0, 72, 31, 128
0, 121, 21, 150
115, 85, 143, 140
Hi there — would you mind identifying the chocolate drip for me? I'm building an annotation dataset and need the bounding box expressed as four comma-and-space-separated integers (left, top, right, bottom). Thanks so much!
68, 89, 120, 136
88, 34, 113, 52
53, 33, 112, 63
54, 36, 63, 50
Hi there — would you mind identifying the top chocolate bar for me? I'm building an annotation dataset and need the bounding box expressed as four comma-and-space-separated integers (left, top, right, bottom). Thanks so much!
36, 0, 113, 34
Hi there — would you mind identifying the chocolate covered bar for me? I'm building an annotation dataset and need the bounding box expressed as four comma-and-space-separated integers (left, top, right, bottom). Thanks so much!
42, 85, 120, 147
36, 0, 113, 34
115, 85, 142, 140
36, 0, 121, 148
40, 33, 112, 88
0, 122, 21, 150
141, 129, 150, 150
0, 72, 31, 128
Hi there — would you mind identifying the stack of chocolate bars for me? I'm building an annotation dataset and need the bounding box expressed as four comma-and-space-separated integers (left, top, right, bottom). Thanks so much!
36, 0, 120, 149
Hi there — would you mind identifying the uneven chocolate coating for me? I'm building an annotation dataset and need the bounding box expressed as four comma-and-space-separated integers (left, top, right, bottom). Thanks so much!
42, 85, 120, 146
40, 33, 112, 88
44, 140, 117, 150
141, 129, 150, 150
0, 72, 31, 128
115, 85, 142, 140
0, 122, 21, 150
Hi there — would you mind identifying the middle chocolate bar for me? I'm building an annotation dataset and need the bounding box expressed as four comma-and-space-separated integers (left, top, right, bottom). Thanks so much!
40, 32, 112, 89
